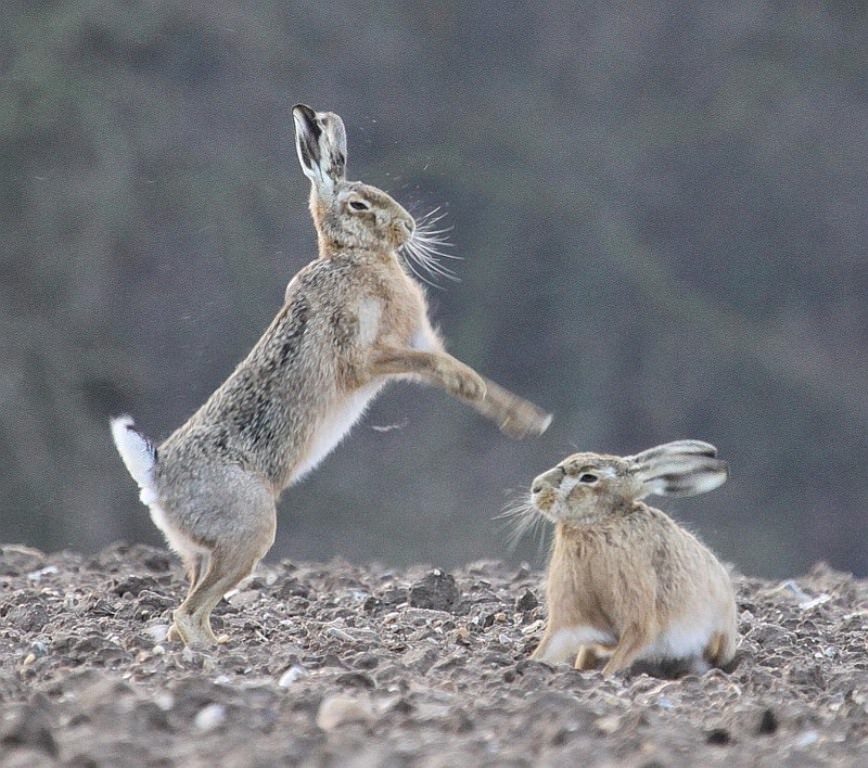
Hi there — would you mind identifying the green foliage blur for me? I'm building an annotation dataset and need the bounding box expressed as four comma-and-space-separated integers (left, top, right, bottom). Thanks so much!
2, 1, 866, 577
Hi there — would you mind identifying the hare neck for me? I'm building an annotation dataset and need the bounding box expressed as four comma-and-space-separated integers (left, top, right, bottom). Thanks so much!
316, 232, 400, 263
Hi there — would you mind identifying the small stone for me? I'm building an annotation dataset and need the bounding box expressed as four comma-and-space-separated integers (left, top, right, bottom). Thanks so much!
515, 590, 538, 612
595, 714, 621, 735
144, 624, 170, 643
794, 729, 818, 748
363, 596, 382, 612
193, 703, 226, 732
335, 672, 375, 689
452, 626, 471, 643
315, 695, 374, 731
757, 708, 778, 735
154, 693, 174, 712
227, 589, 260, 608
408, 571, 459, 612
278, 665, 307, 687
113, 574, 157, 597
26, 565, 58, 583
352, 652, 380, 670
521, 619, 545, 636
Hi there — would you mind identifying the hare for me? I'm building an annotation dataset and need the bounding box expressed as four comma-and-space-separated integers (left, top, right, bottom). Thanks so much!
524, 440, 736, 676
110, 105, 550, 647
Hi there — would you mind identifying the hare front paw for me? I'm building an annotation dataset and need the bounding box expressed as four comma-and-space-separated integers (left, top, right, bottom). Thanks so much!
451, 367, 487, 401
497, 401, 552, 439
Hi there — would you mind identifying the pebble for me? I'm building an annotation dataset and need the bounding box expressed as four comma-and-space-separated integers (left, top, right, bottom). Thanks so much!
227, 589, 260, 608
408, 570, 459, 612
278, 664, 308, 687
315, 695, 375, 731
144, 624, 170, 643
194, 703, 227, 732
515, 590, 538, 612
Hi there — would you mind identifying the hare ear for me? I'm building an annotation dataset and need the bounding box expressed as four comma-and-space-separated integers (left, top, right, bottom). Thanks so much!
631, 440, 718, 465
629, 441, 728, 499
292, 104, 347, 195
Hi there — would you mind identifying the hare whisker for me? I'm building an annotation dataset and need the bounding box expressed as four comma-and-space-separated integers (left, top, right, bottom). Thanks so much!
400, 248, 445, 288
401, 211, 461, 287
496, 494, 546, 555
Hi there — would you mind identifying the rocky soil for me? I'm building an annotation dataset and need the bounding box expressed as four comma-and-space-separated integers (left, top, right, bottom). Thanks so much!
1, 543, 866, 767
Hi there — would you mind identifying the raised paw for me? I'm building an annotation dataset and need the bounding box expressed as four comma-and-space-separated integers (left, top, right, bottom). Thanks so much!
444, 365, 487, 401
496, 401, 552, 439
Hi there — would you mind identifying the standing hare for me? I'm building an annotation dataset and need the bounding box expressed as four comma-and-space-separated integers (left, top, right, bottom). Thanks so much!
111, 104, 550, 647
526, 440, 736, 676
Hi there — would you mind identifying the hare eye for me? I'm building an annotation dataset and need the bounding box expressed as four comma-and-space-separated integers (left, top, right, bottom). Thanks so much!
348, 199, 370, 211
578, 473, 599, 484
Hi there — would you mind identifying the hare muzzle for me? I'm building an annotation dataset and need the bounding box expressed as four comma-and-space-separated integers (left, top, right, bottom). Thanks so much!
531, 468, 564, 518
393, 217, 414, 246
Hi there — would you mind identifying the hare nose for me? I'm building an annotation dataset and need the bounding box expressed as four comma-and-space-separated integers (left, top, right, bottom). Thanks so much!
532, 466, 565, 494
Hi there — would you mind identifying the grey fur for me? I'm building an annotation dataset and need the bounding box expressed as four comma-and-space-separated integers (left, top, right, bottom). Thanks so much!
111, 104, 551, 646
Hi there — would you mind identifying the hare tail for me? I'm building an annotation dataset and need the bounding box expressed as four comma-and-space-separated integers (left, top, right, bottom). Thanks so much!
110, 415, 159, 506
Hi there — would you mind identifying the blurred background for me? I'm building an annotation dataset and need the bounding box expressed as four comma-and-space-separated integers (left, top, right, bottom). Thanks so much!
2, 1, 866, 578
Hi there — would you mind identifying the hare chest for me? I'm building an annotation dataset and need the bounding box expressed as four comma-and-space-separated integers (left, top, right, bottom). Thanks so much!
289, 297, 385, 483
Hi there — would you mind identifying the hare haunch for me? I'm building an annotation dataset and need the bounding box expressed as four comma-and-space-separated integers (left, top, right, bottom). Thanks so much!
111, 105, 551, 647
527, 440, 737, 676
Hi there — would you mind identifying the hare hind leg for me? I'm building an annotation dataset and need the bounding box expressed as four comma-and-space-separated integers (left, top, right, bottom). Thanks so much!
169, 481, 277, 647
171, 546, 263, 647
601, 625, 652, 676
180, 551, 208, 594
574, 643, 615, 671
171, 533, 275, 646
703, 629, 737, 669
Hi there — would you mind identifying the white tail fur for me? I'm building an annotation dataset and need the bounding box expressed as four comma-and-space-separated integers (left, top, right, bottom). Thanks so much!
110, 415, 159, 506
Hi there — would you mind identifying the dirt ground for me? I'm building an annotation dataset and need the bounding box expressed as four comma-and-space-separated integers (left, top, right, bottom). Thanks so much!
1, 542, 865, 767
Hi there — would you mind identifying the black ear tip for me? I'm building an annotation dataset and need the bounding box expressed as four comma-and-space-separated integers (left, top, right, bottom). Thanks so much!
293, 104, 316, 120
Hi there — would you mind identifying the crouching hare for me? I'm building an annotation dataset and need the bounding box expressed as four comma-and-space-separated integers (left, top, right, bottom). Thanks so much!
111, 105, 550, 647
527, 440, 737, 676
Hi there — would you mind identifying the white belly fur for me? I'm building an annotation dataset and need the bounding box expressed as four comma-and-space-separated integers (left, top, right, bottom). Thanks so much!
290, 381, 384, 483
638, 612, 722, 664
541, 613, 723, 669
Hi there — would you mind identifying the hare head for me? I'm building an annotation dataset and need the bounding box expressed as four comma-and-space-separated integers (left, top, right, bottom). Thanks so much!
531, 440, 728, 526
292, 104, 455, 283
